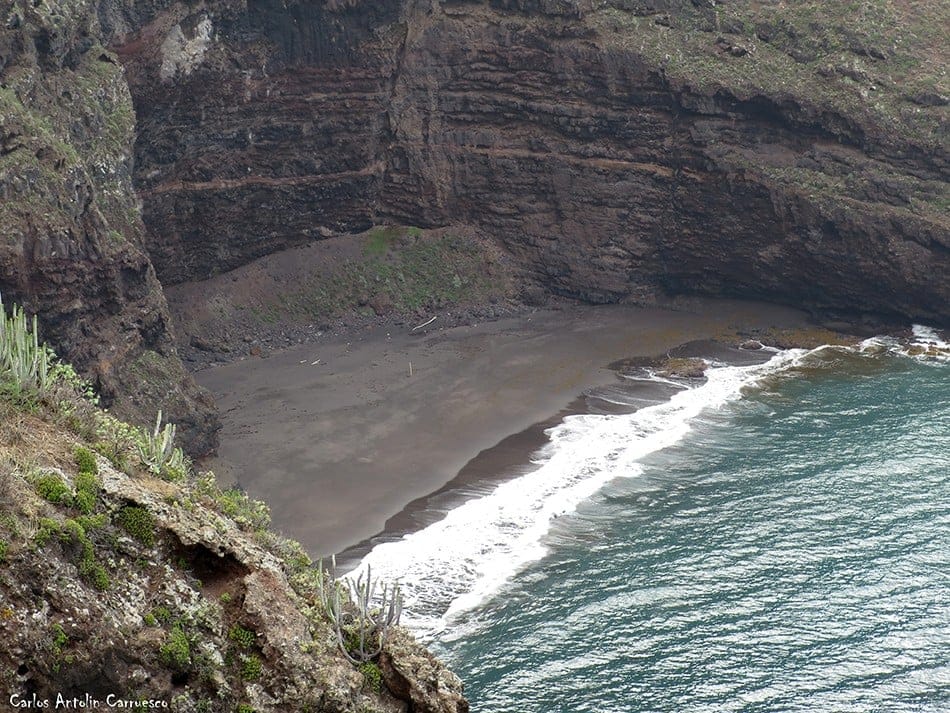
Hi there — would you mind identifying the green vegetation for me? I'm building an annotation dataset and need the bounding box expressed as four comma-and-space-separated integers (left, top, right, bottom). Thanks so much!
318, 562, 403, 664
32, 462, 100, 514
0, 294, 418, 700
256, 531, 312, 573
117, 506, 156, 546
31, 512, 110, 589
0, 29, 142, 241
150, 606, 172, 625
364, 226, 400, 256
33, 518, 58, 548
73, 471, 99, 514
213, 487, 271, 532
240, 653, 263, 681
93, 415, 140, 471
266, 227, 506, 323
0, 292, 99, 415
73, 448, 101, 514
1, 296, 197, 488
160, 624, 192, 670
63, 518, 110, 591
359, 661, 382, 693
48, 621, 74, 672
137, 410, 188, 481
228, 624, 256, 649
49, 623, 68, 656
34, 472, 73, 506
0, 295, 54, 400
74, 446, 98, 475
592, 0, 948, 147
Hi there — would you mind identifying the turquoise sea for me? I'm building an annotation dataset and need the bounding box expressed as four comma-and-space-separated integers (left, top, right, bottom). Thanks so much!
360, 330, 950, 712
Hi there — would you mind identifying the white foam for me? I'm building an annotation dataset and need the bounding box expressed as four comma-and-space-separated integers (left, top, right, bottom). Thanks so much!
354, 348, 810, 640
911, 324, 950, 358
911, 324, 946, 345
858, 324, 949, 363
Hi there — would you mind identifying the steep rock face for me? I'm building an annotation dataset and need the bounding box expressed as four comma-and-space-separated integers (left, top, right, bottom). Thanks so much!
113, 0, 404, 284
120, 0, 948, 325
0, 0, 218, 454
386, 1, 948, 321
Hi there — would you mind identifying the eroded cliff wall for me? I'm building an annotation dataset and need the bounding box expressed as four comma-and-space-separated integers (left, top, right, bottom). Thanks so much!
121, 0, 948, 324
0, 0, 217, 454
1, 0, 947, 456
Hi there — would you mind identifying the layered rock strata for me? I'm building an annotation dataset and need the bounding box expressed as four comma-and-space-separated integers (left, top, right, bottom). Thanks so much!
120, 0, 947, 324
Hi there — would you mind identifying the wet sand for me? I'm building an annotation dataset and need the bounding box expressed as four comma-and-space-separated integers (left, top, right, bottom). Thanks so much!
197, 298, 808, 557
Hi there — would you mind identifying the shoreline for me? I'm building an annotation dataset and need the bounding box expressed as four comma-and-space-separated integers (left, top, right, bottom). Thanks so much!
196, 297, 815, 557
334, 337, 785, 569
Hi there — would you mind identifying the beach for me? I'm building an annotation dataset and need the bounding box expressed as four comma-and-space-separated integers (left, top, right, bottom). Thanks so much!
196, 298, 810, 557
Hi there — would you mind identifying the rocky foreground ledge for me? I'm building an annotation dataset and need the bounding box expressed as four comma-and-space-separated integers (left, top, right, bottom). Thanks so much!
0, 391, 467, 712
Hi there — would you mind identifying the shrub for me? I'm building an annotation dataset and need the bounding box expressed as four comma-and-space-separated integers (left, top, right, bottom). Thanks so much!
73, 486, 96, 514
59, 518, 85, 544
76, 514, 107, 531
0, 294, 52, 396
49, 623, 68, 655
0, 539, 7, 563
0, 294, 97, 408
217, 488, 270, 531
73, 470, 100, 515
79, 558, 110, 590
240, 654, 262, 681
93, 414, 139, 470
136, 410, 188, 481
34, 517, 59, 547
74, 446, 98, 476
58, 518, 110, 590
318, 560, 403, 664
150, 606, 172, 624
261, 533, 311, 572
117, 505, 155, 546
359, 661, 382, 692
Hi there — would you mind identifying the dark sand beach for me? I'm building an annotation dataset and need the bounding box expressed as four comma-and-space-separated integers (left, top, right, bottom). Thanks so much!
197, 298, 809, 557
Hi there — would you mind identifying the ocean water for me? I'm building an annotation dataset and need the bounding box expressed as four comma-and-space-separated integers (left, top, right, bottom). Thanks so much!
358, 330, 949, 712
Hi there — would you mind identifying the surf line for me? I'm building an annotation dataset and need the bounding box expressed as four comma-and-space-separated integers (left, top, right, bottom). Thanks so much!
356, 348, 814, 640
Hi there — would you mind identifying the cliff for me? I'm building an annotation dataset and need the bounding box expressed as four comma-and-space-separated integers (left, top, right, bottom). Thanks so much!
0, 0, 218, 455
118, 0, 946, 323
1, 0, 947, 453
0, 2, 945, 705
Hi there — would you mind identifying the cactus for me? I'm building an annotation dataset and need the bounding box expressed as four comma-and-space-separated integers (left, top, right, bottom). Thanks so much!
136, 410, 187, 478
318, 557, 403, 664
0, 293, 53, 395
